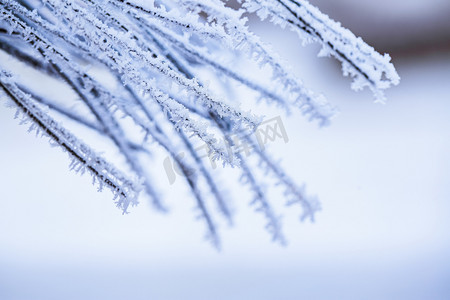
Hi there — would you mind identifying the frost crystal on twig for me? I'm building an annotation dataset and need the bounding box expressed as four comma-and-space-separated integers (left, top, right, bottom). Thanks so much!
0, 0, 399, 248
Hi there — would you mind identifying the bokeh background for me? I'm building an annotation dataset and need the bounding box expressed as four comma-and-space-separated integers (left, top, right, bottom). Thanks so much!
1, 0, 449, 299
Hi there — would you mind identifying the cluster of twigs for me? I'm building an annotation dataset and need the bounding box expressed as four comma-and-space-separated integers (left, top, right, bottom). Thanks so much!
0, 0, 398, 247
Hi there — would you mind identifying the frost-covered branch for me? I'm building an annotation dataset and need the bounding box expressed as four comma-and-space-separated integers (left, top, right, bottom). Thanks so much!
0, 0, 399, 247
0, 71, 140, 212
245, 0, 400, 101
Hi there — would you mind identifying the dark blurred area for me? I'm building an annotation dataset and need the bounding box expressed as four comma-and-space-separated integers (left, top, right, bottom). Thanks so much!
306, 0, 450, 58
227, 0, 450, 59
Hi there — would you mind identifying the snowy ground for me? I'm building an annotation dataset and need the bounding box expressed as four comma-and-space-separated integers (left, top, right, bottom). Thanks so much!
0, 11, 449, 300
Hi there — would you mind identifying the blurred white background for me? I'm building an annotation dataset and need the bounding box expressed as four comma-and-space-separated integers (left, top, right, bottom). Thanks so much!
1, 0, 449, 299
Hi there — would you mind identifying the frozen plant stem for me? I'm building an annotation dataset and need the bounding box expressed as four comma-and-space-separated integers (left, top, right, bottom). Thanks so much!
0, 0, 399, 248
